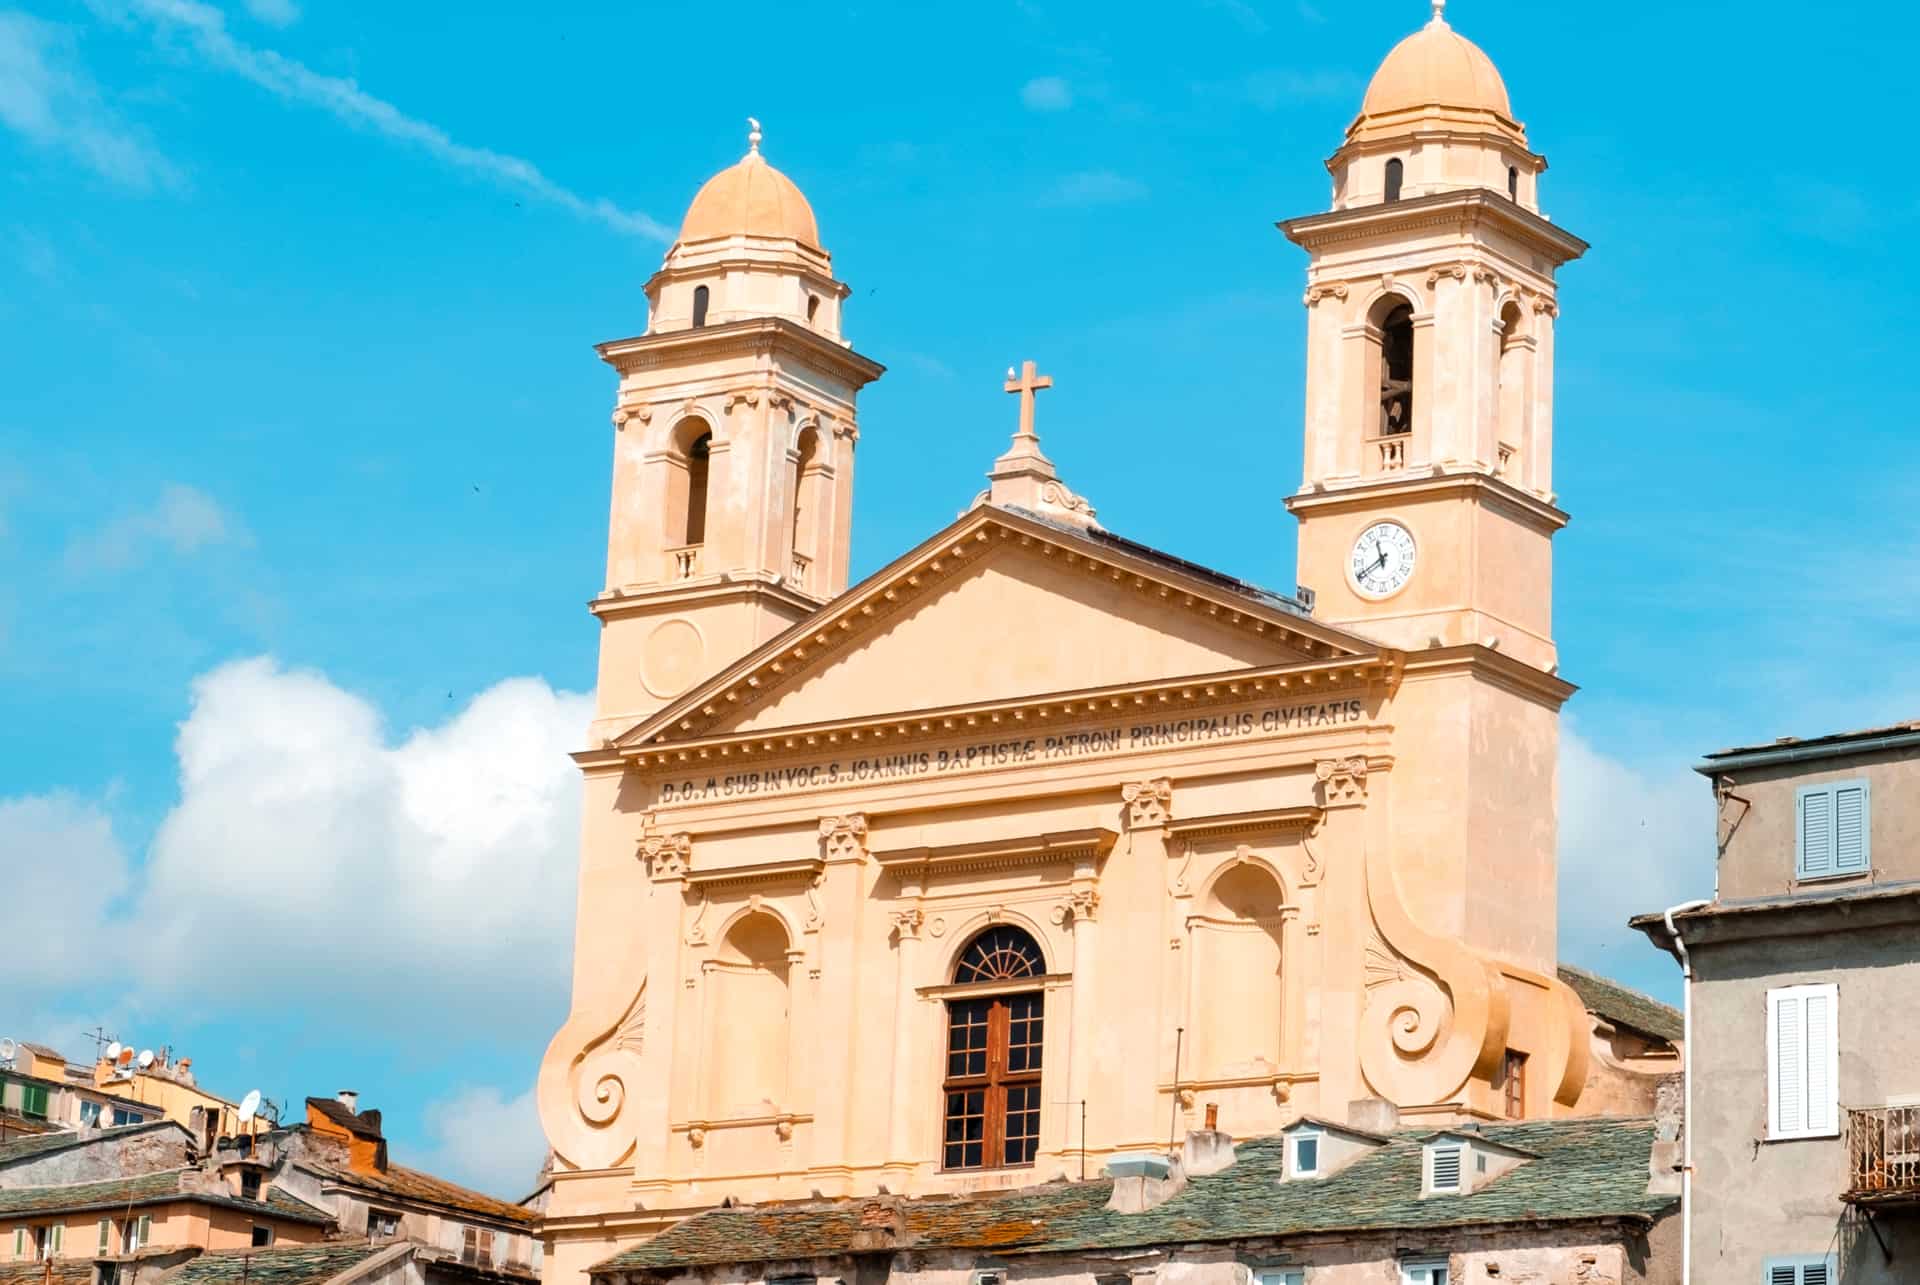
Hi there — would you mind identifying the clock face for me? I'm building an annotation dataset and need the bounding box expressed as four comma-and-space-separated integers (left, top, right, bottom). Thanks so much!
1349, 521, 1417, 599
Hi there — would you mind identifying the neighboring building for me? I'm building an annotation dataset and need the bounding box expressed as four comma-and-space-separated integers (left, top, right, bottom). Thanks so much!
1634, 719, 1920, 1282
0, 1166, 334, 1262
1555, 966, 1684, 1116
0, 1043, 227, 1137
534, 4, 1668, 1283
0, 1123, 193, 1188
591, 1117, 1678, 1285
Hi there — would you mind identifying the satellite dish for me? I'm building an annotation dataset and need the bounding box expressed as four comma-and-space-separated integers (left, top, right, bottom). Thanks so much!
118, 1047, 135, 1067
137, 1049, 155, 1069
238, 1090, 262, 1123
105, 1042, 123, 1063
0, 1039, 15, 1064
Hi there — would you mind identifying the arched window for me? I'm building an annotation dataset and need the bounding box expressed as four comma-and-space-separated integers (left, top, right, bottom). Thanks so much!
1507, 166, 1520, 201
1379, 303, 1414, 437
684, 432, 711, 546
691, 285, 710, 328
806, 294, 820, 326
1496, 300, 1528, 478
790, 427, 821, 588
1384, 158, 1405, 203
942, 926, 1045, 1171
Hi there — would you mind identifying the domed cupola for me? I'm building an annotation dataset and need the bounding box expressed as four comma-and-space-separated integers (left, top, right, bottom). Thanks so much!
1328, 1, 1545, 212
644, 120, 848, 340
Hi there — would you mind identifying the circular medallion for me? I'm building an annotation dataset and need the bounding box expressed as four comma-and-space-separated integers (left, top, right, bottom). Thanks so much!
640, 619, 706, 699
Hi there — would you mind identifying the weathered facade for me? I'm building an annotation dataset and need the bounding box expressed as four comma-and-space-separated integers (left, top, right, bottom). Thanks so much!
1636, 721, 1920, 1284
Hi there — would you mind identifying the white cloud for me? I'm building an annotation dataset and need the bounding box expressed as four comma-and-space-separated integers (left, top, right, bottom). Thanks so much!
132, 657, 591, 1036
1039, 169, 1147, 207
1020, 75, 1072, 111
116, 0, 669, 239
0, 792, 134, 988
63, 483, 242, 573
1557, 727, 1715, 968
419, 1084, 546, 1199
0, 11, 180, 190
240, 0, 298, 26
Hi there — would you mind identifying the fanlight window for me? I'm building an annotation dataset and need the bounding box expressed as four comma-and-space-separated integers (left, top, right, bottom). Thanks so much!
942, 926, 1046, 1171
953, 926, 1045, 983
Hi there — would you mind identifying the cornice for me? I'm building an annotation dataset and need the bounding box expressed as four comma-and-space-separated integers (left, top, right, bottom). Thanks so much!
1285, 469, 1568, 535
589, 576, 823, 621
1165, 805, 1324, 844
682, 856, 825, 892
621, 654, 1392, 770
1278, 189, 1587, 265
596, 316, 885, 387
1398, 644, 1576, 708
613, 504, 1380, 751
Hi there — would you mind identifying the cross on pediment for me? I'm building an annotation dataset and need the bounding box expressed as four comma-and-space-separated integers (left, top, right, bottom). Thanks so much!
1004, 360, 1053, 443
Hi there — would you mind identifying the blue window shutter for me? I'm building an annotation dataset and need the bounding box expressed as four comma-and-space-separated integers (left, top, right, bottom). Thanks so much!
1834, 782, 1869, 872
1798, 786, 1834, 877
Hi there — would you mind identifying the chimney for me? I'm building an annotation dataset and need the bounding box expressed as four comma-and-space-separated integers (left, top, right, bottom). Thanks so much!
337, 1090, 359, 1113
1346, 1097, 1400, 1135
1104, 1153, 1187, 1213
1181, 1106, 1236, 1177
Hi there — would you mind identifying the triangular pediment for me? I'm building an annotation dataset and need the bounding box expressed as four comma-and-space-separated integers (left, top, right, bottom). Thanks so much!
619, 507, 1377, 749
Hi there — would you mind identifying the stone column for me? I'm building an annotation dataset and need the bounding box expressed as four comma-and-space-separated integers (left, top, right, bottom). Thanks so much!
885, 888, 926, 1169
1065, 881, 1100, 1164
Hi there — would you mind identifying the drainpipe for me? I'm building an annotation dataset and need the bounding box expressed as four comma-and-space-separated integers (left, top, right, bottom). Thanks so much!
1664, 898, 1711, 1285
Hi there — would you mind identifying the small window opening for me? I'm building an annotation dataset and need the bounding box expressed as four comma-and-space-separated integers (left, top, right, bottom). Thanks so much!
1507, 166, 1519, 200
1291, 1131, 1320, 1177
239, 1171, 261, 1201
806, 294, 820, 325
1502, 1050, 1527, 1119
685, 433, 711, 546
691, 285, 710, 328
1380, 303, 1414, 436
250, 1226, 273, 1249
1384, 158, 1405, 203
1427, 1143, 1463, 1193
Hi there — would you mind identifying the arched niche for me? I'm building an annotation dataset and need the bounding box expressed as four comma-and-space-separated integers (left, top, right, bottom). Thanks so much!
704, 909, 793, 1117
1189, 861, 1288, 1081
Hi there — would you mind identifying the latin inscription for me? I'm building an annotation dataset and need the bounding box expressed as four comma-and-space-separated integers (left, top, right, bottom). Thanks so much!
654, 696, 1364, 805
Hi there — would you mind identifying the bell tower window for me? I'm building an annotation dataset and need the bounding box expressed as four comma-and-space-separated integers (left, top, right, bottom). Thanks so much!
1379, 303, 1414, 436
790, 427, 821, 589
683, 430, 712, 547
1384, 158, 1404, 203
1507, 166, 1520, 200
1496, 300, 1527, 479
691, 285, 710, 328
941, 926, 1045, 1172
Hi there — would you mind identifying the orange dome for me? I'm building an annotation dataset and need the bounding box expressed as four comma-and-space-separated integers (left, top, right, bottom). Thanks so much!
677, 149, 821, 250
1360, 16, 1513, 122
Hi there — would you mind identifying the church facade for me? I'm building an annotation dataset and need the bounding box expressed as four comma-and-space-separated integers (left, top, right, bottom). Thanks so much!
535, 10, 1662, 1284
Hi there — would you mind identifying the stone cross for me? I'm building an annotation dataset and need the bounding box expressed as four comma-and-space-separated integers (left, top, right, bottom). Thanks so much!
1003, 360, 1053, 443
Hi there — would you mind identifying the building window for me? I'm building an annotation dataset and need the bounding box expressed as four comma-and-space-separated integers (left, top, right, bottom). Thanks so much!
461, 1227, 495, 1267
1384, 157, 1404, 203
684, 432, 712, 547
1502, 1050, 1527, 1119
79, 1101, 102, 1127
806, 295, 820, 326
1796, 780, 1870, 880
1766, 1256, 1834, 1285
942, 926, 1046, 1171
1400, 1262, 1448, 1285
123, 1216, 148, 1253
250, 1227, 273, 1249
1287, 1130, 1321, 1179
1768, 983, 1839, 1139
97, 1220, 110, 1255
110, 1108, 142, 1126
1371, 299, 1416, 448
1425, 1143, 1463, 1194
368, 1210, 401, 1240
1507, 166, 1519, 200
691, 285, 710, 328
239, 1172, 261, 1201
20, 1084, 48, 1119
1256, 1272, 1305, 1285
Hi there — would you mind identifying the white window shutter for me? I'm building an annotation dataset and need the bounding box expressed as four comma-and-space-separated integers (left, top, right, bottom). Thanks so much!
1805, 988, 1837, 1134
1834, 783, 1869, 873
1771, 990, 1807, 1135
50, 1225, 62, 1255
1799, 788, 1833, 876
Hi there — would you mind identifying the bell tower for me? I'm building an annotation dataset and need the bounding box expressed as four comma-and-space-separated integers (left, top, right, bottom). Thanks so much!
1282, 0, 1585, 675
590, 122, 885, 740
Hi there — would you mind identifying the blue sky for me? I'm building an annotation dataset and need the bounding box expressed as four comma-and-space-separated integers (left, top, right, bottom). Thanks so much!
4, 0, 1917, 1195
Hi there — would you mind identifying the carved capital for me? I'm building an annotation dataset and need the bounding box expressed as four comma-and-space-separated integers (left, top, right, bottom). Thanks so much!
1304, 283, 1350, 307
1472, 266, 1500, 287
612, 404, 653, 430
687, 1126, 706, 1149
1122, 778, 1173, 828
830, 416, 860, 442
774, 1117, 795, 1142
1068, 888, 1100, 924
723, 390, 762, 413
1425, 263, 1469, 288
891, 907, 925, 940
1532, 296, 1560, 318
819, 813, 870, 861
1315, 757, 1370, 807
639, 832, 692, 879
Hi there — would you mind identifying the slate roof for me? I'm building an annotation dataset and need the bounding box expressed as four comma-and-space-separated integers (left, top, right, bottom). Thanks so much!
161, 1244, 395, 1285
594, 1117, 1672, 1274
0, 1121, 183, 1167
300, 1159, 536, 1227
1556, 965, 1683, 1044
0, 1261, 91, 1285
0, 1169, 332, 1225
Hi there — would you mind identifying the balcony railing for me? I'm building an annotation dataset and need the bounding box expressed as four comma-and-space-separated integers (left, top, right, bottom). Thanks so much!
1366, 433, 1408, 473
1845, 1105, 1920, 1205
667, 544, 702, 581
791, 551, 812, 588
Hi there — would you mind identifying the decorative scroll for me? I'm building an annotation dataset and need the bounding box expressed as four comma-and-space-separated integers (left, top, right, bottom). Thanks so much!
536, 980, 648, 1170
